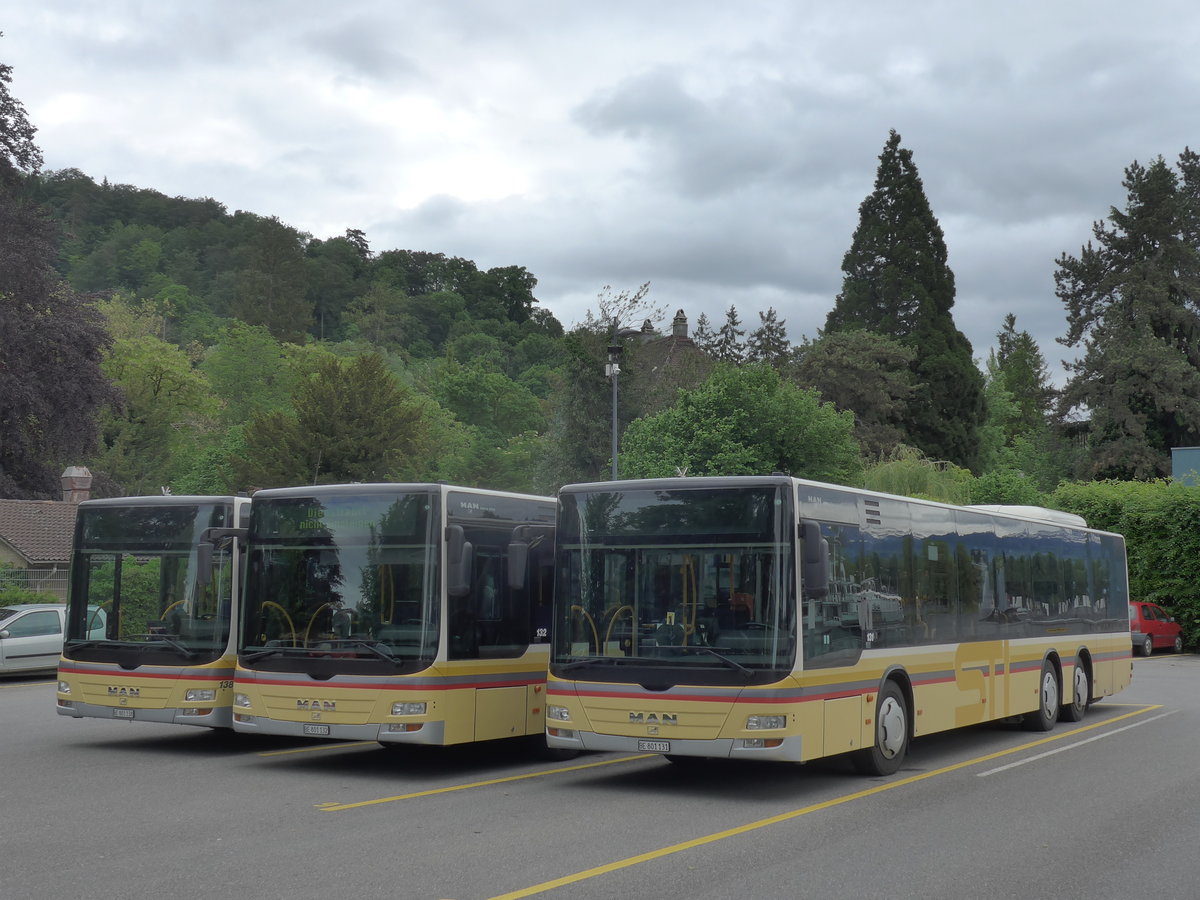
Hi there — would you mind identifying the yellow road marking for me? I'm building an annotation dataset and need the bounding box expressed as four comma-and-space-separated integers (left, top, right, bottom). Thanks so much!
0, 680, 56, 689
318, 754, 653, 811
487, 705, 1162, 900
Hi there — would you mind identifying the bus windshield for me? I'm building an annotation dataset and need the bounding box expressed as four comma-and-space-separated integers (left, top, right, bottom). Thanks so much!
64, 502, 236, 665
553, 485, 796, 683
239, 490, 441, 674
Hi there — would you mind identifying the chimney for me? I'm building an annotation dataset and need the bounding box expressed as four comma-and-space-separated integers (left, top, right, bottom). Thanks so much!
61, 466, 93, 503
672, 309, 688, 340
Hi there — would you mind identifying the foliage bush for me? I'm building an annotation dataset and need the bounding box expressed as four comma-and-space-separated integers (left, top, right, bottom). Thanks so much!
1052, 479, 1200, 649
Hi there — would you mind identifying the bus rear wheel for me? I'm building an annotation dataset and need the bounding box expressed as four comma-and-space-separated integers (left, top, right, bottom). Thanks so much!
1024, 659, 1059, 731
852, 682, 908, 776
1059, 662, 1090, 723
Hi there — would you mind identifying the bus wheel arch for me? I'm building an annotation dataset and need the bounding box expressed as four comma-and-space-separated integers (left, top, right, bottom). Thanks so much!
1024, 654, 1060, 731
852, 673, 911, 776
1060, 650, 1092, 723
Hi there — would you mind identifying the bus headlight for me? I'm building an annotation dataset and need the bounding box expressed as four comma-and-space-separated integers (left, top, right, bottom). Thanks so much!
746, 714, 786, 730
234, 693, 252, 708
391, 701, 427, 716
185, 689, 217, 702
547, 705, 571, 721
58, 681, 71, 694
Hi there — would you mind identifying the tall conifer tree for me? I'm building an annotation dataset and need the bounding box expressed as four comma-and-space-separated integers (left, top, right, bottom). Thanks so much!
1056, 150, 1200, 479
825, 130, 984, 469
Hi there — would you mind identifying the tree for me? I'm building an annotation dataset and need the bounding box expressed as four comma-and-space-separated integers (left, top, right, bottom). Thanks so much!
994, 314, 1054, 437
788, 330, 916, 460
745, 307, 789, 366
1056, 150, 1200, 479
692, 312, 717, 355
713, 304, 745, 364
620, 363, 862, 483
0, 44, 119, 497
236, 353, 435, 487
91, 296, 219, 495
231, 216, 312, 343
825, 130, 984, 470
0, 36, 42, 181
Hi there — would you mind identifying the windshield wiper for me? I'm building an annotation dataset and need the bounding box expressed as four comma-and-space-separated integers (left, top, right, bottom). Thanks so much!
332, 639, 402, 663
241, 646, 303, 663
558, 656, 627, 672
140, 636, 199, 659
677, 646, 754, 677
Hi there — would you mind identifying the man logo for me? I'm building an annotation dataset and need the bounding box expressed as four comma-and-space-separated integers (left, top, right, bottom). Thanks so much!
297, 699, 336, 712
629, 712, 677, 725
107, 686, 140, 697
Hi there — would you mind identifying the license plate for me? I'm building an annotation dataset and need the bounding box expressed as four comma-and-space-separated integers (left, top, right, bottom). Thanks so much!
638, 739, 670, 753
303, 724, 330, 736
113, 708, 134, 719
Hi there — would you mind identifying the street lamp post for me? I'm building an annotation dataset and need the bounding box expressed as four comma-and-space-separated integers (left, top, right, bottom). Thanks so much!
606, 341, 623, 480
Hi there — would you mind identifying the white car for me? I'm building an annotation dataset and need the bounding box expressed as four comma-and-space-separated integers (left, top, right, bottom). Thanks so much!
0, 604, 73, 675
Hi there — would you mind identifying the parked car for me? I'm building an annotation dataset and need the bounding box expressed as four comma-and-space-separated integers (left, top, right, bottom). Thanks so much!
1129, 600, 1184, 656
0, 604, 68, 675
0, 604, 106, 675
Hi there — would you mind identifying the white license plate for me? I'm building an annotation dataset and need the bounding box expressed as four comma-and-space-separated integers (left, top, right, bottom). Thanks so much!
303, 724, 330, 736
638, 739, 670, 753
113, 708, 134, 719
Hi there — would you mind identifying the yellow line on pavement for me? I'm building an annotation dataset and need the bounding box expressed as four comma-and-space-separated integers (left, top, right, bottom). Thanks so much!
488, 705, 1161, 900
317, 753, 653, 811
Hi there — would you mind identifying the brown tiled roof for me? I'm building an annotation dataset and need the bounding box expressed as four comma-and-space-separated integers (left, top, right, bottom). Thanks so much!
0, 500, 79, 564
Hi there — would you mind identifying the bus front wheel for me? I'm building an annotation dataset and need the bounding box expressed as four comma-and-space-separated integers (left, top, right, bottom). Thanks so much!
852, 682, 908, 776
1024, 659, 1059, 731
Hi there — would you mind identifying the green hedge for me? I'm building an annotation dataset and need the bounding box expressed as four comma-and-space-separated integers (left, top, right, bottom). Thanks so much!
1052, 480, 1200, 649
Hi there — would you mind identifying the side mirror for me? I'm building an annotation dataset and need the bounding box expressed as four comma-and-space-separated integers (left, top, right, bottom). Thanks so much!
799, 519, 829, 599
195, 542, 213, 586
446, 525, 474, 598
507, 542, 530, 591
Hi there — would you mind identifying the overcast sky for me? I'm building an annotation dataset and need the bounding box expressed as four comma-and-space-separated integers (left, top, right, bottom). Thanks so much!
4, 1, 1199, 382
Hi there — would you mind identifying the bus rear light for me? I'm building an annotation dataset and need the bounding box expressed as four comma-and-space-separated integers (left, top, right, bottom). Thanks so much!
384, 722, 423, 733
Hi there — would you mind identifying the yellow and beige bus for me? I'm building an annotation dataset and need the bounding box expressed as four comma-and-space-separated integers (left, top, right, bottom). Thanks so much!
232, 483, 556, 747
57, 495, 250, 727
545, 476, 1131, 775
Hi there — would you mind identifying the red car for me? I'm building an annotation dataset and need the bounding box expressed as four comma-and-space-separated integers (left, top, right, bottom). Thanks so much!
1129, 601, 1184, 656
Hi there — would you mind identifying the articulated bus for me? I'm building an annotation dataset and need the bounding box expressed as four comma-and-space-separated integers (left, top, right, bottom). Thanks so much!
545, 476, 1131, 774
232, 483, 556, 747
56, 495, 250, 727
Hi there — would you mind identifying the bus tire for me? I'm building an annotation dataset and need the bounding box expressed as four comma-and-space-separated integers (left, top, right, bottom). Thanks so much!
1024, 659, 1059, 731
852, 682, 908, 776
1059, 661, 1090, 723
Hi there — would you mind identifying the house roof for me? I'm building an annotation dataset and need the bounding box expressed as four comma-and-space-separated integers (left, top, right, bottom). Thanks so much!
0, 500, 79, 564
